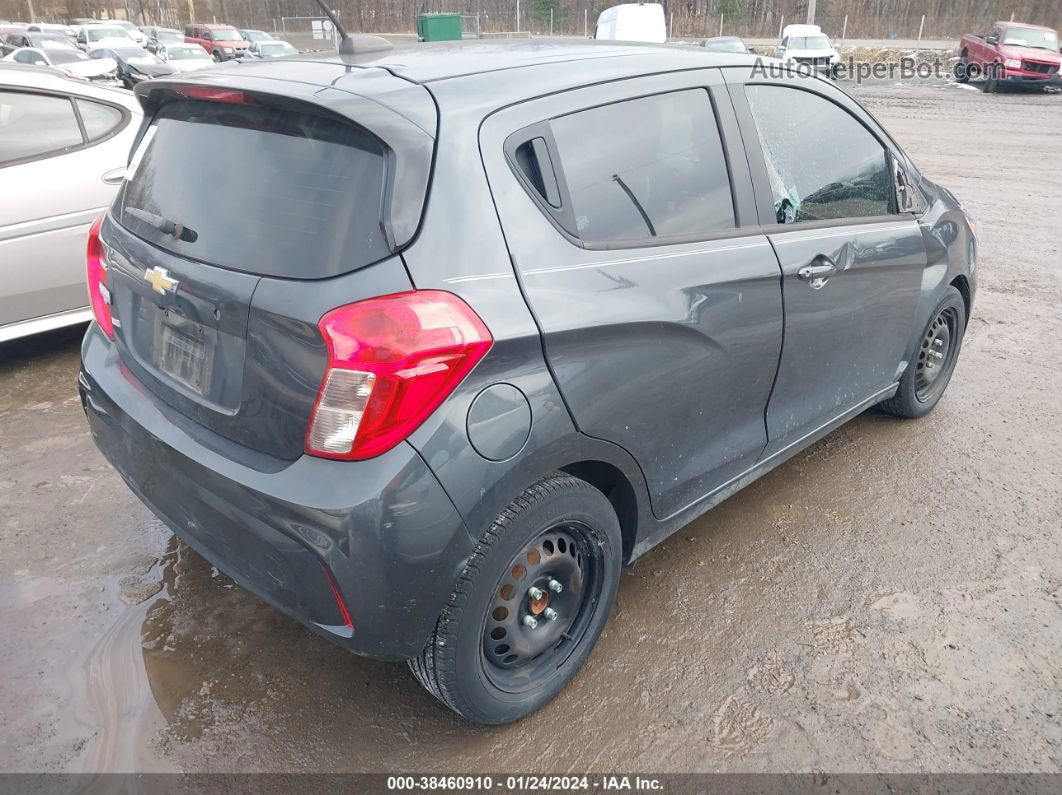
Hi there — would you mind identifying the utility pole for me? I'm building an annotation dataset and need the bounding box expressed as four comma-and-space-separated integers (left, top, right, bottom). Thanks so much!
806, 0, 816, 25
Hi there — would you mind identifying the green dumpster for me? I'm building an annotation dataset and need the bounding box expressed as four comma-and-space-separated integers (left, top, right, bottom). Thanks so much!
417, 13, 463, 41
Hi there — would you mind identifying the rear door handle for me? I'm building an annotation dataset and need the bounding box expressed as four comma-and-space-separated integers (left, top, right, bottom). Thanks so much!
102, 167, 125, 185
797, 257, 838, 288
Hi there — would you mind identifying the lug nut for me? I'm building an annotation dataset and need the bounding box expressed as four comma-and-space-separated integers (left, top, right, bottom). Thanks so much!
548, 579, 563, 593
926, 362, 935, 370
933, 339, 944, 347
527, 586, 544, 600
522, 615, 539, 629
932, 351, 944, 360
543, 607, 559, 621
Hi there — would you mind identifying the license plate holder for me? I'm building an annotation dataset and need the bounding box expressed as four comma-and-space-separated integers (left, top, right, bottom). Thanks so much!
157, 320, 214, 395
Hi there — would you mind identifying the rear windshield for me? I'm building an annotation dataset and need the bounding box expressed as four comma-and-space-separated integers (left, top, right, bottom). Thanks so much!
119, 99, 390, 279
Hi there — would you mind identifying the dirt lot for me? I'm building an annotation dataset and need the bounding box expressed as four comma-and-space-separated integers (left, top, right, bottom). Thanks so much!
1, 81, 1060, 775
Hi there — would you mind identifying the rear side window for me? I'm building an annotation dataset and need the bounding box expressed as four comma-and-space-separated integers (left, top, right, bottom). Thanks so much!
76, 99, 124, 140
745, 85, 894, 224
0, 91, 82, 165
549, 89, 735, 244
119, 99, 390, 279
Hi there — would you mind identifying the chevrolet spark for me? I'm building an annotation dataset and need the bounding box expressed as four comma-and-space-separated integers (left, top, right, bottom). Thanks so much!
80, 39, 976, 724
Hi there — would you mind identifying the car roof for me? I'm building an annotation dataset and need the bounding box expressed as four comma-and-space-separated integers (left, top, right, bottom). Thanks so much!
198, 23, 238, 29
0, 61, 143, 107
278, 39, 761, 86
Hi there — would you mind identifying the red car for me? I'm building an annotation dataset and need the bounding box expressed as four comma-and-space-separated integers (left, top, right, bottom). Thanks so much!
184, 22, 249, 61
957, 21, 1061, 92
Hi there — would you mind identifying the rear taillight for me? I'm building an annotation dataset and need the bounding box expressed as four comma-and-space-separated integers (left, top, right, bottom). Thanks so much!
306, 291, 492, 461
86, 215, 114, 340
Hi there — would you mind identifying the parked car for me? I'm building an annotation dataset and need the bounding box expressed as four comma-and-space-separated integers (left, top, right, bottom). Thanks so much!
80, 41, 975, 725
594, 3, 666, 43
0, 63, 139, 342
88, 18, 147, 46
243, 39, 297, 59
957, 21, 1060, 91
25, 22, 77, 41
89, 45, 174, 87
76, 25, 134, 52
775, 23, 840, 74
2, 46, 118, 82
237, 28, 273, 43
142, 26, 183, 53
703, 35, 748, 53
155, 42, 213, 72
184, 23, 249, 61
0, 31, 78, 56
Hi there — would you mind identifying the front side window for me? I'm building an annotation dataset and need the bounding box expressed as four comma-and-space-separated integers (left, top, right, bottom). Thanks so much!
745, 85, 894, 224
548, 89, 735, 244
0, 91, 83, 165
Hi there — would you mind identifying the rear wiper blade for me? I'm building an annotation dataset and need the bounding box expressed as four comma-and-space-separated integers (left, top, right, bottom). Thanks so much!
125, 206, 198, 243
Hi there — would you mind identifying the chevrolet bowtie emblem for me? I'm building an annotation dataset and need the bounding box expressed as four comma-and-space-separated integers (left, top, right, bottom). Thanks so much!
144, 266, 179, 295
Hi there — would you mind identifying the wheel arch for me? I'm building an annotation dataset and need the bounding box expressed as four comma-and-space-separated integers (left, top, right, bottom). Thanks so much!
950, 274, 972, 321
560, 460, 640, 562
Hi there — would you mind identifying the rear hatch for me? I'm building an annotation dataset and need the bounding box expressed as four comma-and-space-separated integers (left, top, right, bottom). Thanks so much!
100, 68, 436, 462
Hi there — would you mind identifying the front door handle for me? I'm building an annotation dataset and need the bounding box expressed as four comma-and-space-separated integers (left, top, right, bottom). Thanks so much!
797, 257, 838, 288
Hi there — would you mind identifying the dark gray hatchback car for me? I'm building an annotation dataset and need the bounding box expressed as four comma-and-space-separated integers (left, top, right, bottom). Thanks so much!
80, 40, 976, 724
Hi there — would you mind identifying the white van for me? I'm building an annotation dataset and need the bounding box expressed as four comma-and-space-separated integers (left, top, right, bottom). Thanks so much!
595, 3, 667, 44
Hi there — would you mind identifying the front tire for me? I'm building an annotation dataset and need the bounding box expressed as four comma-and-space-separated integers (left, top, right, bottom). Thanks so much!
880, 286, 966, 418
409, 472, 622, 724
212, 50, 222, 62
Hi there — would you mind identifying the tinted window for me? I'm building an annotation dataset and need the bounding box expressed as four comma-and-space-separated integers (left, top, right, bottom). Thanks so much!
0, 91, 83, 164
76, 99, 124, 140
119, 99, 391, 279
549, 89, 735, 243
745, 85, 894, 224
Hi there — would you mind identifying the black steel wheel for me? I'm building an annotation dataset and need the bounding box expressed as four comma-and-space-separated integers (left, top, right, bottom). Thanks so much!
880, 285, 967, 419
914, 306, 959, 404
480, 522, 604, 693
409, 472, 622, 724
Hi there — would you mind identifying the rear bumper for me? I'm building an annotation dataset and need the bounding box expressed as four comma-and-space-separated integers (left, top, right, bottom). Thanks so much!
79, 324, 475, 661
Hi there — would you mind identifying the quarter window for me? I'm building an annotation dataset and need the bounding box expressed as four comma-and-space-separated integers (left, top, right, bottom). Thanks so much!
549, 89, 735, 244
76, 99, 124, 140
745, 85, 895, 224
0, 91, 83, 165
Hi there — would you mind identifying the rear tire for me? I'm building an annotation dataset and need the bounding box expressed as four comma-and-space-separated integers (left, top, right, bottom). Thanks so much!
409, 472, 622, 724
879, 286, 966, 419
212, 50, 222, 62
954, 57, 970, 83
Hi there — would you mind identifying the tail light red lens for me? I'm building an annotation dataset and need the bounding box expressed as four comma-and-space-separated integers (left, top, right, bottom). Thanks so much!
306, 290, 492, 460
86, 214, 114, 340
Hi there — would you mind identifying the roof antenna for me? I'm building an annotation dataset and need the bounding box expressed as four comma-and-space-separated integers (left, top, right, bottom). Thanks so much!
310, 0, 393, 56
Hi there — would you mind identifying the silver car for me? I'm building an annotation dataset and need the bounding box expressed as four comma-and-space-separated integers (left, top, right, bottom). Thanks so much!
0, 63, 141, 341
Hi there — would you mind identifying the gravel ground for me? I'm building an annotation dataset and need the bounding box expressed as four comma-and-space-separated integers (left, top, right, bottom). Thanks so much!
0, 80, 1060, 775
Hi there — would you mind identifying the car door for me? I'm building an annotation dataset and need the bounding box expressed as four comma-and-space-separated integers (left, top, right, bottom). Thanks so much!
0, 88, 134, 338
480, 70, 784, 520
724, 70, 925, 456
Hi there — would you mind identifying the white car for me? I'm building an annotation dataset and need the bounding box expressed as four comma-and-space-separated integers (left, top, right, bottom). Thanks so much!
3, 46, 118, 82
75, 24, 134, 52
775, 23, 840, 74
84, 18, 146, 46
156, 42, 213, 72
594, 3, 667, 43
25, 22, 77, 41
0, 63, 141, 341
